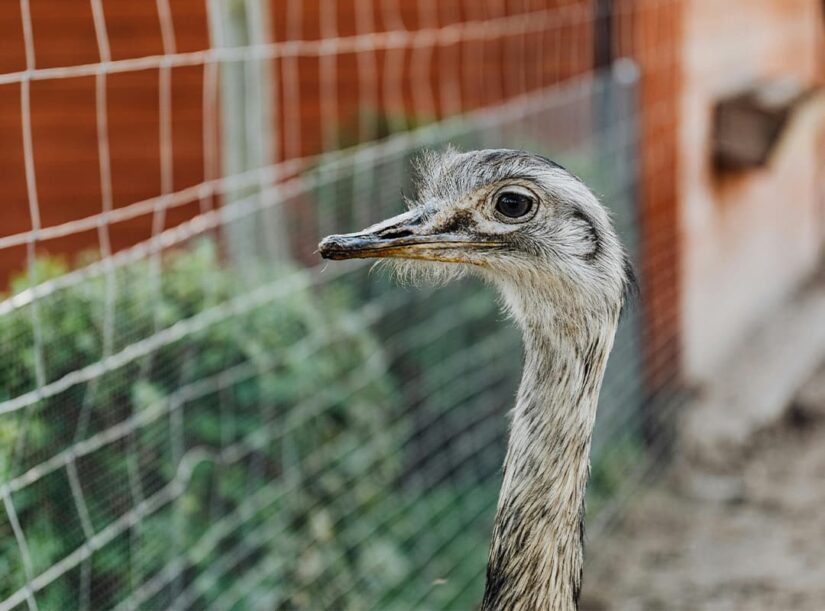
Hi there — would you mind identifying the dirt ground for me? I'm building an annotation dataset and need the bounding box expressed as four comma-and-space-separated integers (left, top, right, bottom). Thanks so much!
580, 363, 825, 611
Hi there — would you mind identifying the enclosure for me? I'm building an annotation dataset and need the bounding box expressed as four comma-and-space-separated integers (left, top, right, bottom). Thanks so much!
0, 1, 822, 610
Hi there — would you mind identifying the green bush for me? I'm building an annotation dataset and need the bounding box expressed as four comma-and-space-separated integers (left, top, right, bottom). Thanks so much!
0, 241, 410, 609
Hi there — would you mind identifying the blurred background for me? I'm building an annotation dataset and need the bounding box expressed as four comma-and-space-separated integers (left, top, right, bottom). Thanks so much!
0, 1, 823, 609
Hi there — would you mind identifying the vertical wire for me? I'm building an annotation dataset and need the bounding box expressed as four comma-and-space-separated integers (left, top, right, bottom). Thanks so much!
412, 0, 438, 122
90, 0, 116, 360
200, 58, 219, 215
65, 449, 94, 611
382, 0, 409, 134
2, 486, 38, 611
13, 6, 43, 607
283, 0, 303, 161
353, 0, 380, 231
18, 0, 44, 394
154, 0, 180, 602
83, 4, 117, 604
439, 0, 463, 117
245, 0, 282, 261
317, 0, 340, 240
155, 0, 176, 240
464, 0, 486, 112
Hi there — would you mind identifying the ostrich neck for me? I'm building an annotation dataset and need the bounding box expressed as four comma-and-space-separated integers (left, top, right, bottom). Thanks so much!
481, 314, 616, 611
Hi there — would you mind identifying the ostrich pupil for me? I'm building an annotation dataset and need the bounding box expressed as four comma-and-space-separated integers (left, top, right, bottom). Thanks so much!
496, 192, 533, 218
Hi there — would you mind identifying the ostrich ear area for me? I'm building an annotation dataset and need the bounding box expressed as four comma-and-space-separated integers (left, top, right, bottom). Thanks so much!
318, 213, 502, 262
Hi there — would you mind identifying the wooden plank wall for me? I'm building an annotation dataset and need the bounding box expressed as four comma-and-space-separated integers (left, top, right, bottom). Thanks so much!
0, 1, 211, 284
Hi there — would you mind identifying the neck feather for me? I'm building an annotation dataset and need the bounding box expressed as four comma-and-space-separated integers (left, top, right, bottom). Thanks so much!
481, 302, 618, 611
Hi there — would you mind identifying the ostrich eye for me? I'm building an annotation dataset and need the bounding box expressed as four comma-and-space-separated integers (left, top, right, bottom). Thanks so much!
494, 188, 536, 221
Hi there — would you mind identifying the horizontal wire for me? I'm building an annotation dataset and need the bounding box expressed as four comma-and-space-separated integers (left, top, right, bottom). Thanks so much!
0, 4, 586, 88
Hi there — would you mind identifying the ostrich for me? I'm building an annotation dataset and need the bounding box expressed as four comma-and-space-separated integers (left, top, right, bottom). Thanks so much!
319, 148, 631, 610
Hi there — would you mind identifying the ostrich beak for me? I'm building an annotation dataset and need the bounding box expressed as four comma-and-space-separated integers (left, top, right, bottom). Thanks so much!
318, 210, 499, 262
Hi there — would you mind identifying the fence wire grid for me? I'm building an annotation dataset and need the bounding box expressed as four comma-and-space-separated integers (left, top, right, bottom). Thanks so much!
0, 1, 683, 609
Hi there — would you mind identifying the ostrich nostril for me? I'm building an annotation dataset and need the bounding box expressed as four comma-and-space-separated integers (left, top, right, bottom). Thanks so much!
379, 229, 413, 240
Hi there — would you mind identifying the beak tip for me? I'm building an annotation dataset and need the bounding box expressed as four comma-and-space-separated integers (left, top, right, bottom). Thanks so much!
318, 234, 347, 260
317, 237, 333, 260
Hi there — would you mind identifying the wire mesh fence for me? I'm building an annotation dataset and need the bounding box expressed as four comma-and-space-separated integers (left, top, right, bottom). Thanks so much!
0, 1, 683, 609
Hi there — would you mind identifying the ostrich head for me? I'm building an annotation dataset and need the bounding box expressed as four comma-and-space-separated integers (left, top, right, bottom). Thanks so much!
319, 147, 633, 610
319, 148, 631, 329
